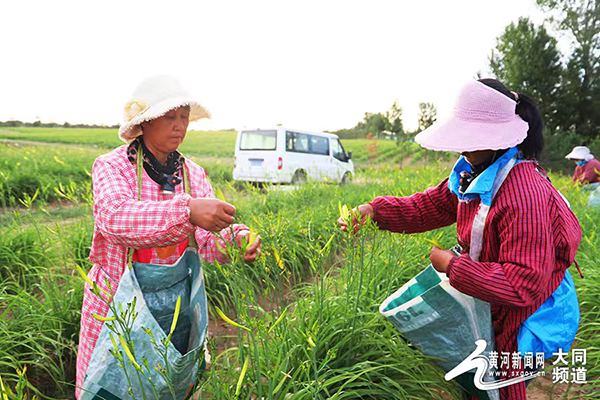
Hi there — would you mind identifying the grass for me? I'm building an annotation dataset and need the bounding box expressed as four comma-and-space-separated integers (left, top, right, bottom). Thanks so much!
0, 141, 233, 207
0, 142, 97, 208
0, 205, 89, 228
0, 164, 467, 399
0, 129, 598, 398
0, 127, 451, 208
0, 217, 91, 398
0, 127, 237, 157
0, 127, 450, 166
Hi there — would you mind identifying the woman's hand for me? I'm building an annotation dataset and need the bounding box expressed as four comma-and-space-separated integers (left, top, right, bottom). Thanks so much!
189, 198, 236, 231
430, 246, 455, 274
338, 204, 374, 234
235, 230, 262, 262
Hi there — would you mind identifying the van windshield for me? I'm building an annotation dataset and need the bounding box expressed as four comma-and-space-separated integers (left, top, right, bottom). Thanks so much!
240, 130, 277, 150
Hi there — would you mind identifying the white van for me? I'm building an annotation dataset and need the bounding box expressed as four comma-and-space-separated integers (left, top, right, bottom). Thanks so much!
233, 127, 354, 184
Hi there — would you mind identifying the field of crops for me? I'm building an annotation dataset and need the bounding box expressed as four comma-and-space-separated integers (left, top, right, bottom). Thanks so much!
0, 128, 598, 399
0, 128, 237, 156
0, 127, 453, 165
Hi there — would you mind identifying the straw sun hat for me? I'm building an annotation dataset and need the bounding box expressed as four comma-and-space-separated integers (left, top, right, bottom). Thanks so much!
415, 81, 529, 152
118, 75, 211, 142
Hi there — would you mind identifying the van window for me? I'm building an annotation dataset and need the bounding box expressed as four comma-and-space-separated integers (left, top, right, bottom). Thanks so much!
331, 138, 348, 162
286, 131, 309, 153
310, 136, 329, 155
286, 131, 329, 155
240, 130, 277, 150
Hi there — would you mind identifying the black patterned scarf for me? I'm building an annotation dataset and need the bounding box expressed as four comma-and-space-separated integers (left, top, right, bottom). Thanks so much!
127, 137, 185, 193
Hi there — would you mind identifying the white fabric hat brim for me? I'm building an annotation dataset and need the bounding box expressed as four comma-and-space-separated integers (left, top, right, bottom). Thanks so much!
118, 97, 210, 142
565, 148, 593, 160
415, 115, 529, 152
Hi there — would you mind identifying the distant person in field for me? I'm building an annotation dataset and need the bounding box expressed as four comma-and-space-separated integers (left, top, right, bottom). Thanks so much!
565, 146, 600, 185
339, 79, 582, 400
75, 75, 261, 399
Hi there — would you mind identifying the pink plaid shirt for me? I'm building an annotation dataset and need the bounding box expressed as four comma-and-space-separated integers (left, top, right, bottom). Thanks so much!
75, 145, 247, 398
370, 162, 581, 400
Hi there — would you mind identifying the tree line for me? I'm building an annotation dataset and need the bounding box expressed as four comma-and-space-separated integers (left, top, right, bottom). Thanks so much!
0, 120, 120, 129
490, 0, 600, 170
334, 101, 438, 141
336, 0, 599, 170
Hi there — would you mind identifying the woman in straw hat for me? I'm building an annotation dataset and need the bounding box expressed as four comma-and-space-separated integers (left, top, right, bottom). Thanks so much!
340, 79, 582, 400
565, 145, 600, 184
75, 75, 261, 398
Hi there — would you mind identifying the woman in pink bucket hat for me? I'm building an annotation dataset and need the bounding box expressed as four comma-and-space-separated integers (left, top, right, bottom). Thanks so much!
340, 79, 582, 400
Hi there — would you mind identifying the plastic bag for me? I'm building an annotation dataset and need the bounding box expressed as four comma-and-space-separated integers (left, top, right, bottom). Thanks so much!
80, 249, 208, 400
379, 262, 498, 400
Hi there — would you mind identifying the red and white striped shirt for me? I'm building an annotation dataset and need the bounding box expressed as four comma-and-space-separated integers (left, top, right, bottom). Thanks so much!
370, 162, 582, 400
572, 158, 600, 184
75, 145, 247, 398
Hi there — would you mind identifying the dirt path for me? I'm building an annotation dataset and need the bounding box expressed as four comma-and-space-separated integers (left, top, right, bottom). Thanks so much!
526, 365, 587, 399
0, 203, 89, 231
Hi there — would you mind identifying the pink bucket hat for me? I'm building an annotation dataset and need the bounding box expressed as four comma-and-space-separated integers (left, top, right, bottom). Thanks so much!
415, 81, 529, 152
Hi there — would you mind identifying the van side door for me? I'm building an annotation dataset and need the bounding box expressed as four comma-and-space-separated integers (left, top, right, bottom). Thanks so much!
330, 138, 350, 182
307, 134, 332, 181
285, 131, 310, 181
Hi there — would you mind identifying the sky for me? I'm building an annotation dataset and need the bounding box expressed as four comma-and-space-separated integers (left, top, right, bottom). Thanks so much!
0, 0, 547, 132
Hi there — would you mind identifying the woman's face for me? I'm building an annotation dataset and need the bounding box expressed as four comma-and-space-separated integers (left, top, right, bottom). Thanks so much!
461, 150, 495, 167
142, 106, 190, 154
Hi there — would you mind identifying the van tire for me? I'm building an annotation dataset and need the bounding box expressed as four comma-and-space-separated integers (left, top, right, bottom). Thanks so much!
341, 172, 352, 185
292, 170, 307, 185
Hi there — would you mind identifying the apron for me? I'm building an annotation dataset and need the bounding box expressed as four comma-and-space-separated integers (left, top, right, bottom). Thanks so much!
450, 149, 580, 358
80, 146, 209, 400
